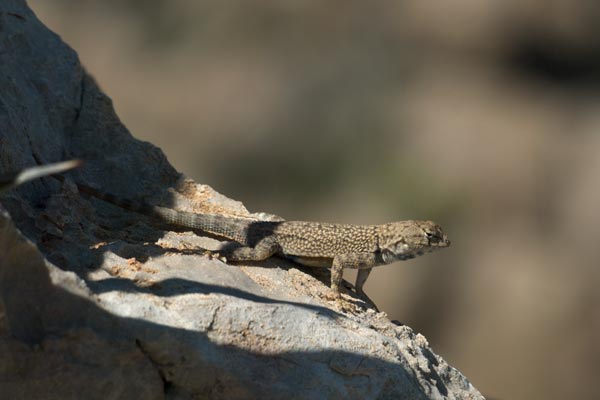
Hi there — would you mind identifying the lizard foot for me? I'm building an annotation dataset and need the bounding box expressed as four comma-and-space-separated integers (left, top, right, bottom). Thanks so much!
203, 250, 227, 263
323, 288, 341, 301
356, 290, 380, 312
323, 290, 360, 312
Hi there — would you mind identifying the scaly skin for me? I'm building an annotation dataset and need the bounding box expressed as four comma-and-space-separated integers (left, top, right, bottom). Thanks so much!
73, 181, 451, 298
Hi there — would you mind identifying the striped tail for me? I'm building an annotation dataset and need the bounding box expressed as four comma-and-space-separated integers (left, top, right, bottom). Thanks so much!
75, 182, 253, 244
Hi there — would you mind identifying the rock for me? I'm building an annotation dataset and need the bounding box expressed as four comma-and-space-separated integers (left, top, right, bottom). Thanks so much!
0, 1, 483, 399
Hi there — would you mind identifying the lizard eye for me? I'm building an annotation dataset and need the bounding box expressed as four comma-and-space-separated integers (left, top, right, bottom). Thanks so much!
425, 231, 441, 242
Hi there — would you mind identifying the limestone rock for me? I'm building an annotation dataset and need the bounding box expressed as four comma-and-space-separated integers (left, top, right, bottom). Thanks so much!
0, 1, 483, 399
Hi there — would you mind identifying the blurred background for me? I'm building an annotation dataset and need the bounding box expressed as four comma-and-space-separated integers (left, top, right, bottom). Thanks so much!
28, 1, 600, 399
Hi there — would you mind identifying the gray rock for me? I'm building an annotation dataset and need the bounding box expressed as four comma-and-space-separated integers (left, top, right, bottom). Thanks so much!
0, 1, 483, 399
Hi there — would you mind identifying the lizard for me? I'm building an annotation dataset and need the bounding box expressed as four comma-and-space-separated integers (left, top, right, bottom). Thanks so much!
68, 179, 450, 299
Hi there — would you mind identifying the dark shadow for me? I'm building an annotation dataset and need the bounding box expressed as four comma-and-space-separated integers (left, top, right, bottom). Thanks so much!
87, 277, 342, 317
503, 30, 600, 88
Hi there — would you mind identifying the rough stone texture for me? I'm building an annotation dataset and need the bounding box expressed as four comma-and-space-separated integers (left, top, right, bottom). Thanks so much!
0, 1, 484, 399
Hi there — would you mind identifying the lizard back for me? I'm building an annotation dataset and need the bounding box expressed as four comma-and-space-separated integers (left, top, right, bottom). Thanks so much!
273, 221, 379, 258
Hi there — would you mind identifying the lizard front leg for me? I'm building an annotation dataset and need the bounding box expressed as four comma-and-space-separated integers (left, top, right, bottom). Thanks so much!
330, 253, 379, 298
355, 267, 372, 296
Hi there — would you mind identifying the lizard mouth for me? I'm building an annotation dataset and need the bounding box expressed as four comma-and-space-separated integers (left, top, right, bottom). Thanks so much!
381, 248, 420, 263
429, 236, 451, 248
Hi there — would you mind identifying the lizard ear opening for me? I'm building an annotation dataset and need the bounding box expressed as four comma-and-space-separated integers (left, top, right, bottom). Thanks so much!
381, 246, 416, 263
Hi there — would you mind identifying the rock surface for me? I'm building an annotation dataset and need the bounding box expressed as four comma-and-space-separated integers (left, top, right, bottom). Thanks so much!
0, 1, 483, 399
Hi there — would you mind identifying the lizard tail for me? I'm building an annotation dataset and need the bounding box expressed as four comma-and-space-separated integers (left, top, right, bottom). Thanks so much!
72, 181, 253, 244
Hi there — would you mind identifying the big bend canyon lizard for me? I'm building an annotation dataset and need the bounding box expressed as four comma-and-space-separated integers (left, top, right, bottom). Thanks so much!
69, 180, 451, 299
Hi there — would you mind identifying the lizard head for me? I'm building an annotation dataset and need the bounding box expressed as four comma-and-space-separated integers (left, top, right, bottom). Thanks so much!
379, 220, 450, 263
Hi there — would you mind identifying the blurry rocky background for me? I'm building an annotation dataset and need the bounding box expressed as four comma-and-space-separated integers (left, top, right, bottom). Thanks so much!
28, 1, 600, 399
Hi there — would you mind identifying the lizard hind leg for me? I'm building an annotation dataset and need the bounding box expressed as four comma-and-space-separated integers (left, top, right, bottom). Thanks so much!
221, 236, 280, 262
